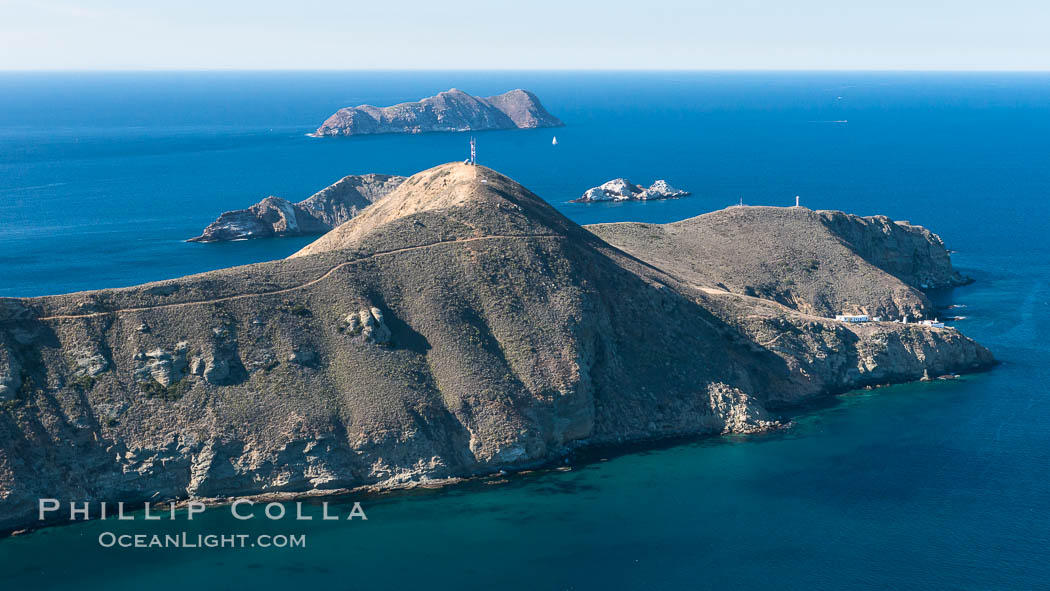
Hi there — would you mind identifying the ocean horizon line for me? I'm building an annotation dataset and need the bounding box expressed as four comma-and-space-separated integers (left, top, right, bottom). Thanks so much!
1, 68, 1050, 75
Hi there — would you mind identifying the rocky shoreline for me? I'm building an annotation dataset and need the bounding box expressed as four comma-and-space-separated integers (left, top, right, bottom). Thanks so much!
3, 358, 992, 538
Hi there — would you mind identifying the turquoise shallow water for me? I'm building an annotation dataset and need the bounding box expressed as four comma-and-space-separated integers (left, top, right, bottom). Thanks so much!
1, 72, 1049, 589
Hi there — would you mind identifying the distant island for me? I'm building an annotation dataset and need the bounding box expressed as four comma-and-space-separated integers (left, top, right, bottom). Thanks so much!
189, 174, 405, 242
0, 163, 993, 534
572, 178, 690, 202
309, 89, 563, 137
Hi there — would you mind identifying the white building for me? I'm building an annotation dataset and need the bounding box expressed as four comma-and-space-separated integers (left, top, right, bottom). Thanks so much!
919, 319, 946, 328
835, 314, 870, 323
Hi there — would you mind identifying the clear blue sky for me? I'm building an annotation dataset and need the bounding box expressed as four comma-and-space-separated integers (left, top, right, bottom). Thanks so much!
1, 0, 1047, 71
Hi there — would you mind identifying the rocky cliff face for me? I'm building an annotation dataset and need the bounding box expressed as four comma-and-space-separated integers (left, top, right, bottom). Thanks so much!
0, 164, 993, 533
189, 174, 405, 242
572, 178, 690, 203
310, 89, 563, 137
817, 211, 969, 290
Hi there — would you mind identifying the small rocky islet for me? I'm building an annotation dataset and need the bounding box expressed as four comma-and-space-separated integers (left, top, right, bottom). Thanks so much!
572, 178, 690, 202
0, 162, 995, 534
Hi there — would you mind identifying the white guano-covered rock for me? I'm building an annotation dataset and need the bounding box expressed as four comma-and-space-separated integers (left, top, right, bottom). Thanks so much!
574, 178, 690, 202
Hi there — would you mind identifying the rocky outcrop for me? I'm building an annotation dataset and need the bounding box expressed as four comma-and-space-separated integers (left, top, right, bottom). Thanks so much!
198, 327, 247, 385
341, 307, 392, 345
72, 351, 109, 378
0, 163, 993, 534
571, 178, 690, 203
706, 384, 778, 434
310, 89, 563, 137
133, 342, 188, 387
189, 174, 405, 242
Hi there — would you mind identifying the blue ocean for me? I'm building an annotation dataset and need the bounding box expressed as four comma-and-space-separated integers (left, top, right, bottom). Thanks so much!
1, 71, 1049, 589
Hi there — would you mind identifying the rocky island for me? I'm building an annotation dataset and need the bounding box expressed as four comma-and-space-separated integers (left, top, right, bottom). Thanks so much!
189, 174, 405, 242
0, 163, 993, 533
572, 178, 690, 202
310, 89, 563, 137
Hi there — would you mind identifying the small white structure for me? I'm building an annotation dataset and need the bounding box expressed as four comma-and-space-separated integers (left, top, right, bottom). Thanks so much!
919, 319, 946, 328
835, 314, 870, 323
795, 195, 800, 207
